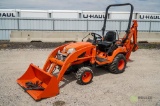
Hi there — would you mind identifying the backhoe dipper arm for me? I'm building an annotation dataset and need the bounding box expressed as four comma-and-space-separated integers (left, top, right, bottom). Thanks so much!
123, 20, 138, 61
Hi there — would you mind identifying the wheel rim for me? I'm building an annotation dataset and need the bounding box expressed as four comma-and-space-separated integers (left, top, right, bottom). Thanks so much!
118, 59, 125, 70
82, 71, 92, 83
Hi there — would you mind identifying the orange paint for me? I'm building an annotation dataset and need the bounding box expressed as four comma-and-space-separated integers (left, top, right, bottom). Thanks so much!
17, 14, 138, 101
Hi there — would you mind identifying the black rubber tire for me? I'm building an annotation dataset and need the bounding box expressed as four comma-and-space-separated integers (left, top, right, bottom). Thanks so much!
64, 67, 72, 75
64, 70, 72, 75
109, 54, 126, 74
76, 67, 93, 85
64, 65, 79, 75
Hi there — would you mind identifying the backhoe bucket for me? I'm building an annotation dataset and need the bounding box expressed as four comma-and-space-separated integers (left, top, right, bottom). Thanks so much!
17, 64, 59, 100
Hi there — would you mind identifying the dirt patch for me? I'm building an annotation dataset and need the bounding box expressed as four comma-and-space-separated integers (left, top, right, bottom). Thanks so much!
53, 101, 65, 106
138, 42, 160, 49
0, 41, 65, 49
0, 41, 160, 49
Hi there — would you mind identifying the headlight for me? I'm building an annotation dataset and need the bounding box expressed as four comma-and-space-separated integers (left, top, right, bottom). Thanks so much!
67, 48, 76, 54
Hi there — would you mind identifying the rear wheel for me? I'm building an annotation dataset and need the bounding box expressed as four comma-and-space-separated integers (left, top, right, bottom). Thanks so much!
109, 54, 126, 74
76, 67, 93, 85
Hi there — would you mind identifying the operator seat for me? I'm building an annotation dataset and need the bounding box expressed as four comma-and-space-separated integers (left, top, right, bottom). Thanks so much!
98, 31, 116, 52
104, 31, 116, 42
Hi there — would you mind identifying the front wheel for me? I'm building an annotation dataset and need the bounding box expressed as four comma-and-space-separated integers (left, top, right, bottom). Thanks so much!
76, 67, 93, 85
109, 54, 126, 74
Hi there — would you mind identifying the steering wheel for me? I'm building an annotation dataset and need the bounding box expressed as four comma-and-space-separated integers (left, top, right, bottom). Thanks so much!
90, 33, 103, 43
82, 32, 102, 44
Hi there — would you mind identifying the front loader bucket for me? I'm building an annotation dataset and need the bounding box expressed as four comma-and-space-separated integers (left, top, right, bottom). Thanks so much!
17, 64, 59, 100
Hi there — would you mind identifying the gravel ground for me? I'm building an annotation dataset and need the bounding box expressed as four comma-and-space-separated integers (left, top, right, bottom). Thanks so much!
0, 49, 160, 106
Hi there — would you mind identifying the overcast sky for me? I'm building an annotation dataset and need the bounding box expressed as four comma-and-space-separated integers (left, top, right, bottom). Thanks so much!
0, 0, 159, 12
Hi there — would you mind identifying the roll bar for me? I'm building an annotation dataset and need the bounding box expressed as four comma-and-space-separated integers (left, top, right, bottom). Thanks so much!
102, 3, 134, 38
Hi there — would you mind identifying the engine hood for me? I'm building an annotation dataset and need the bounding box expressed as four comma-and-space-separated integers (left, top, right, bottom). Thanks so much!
65, 42, 92, 51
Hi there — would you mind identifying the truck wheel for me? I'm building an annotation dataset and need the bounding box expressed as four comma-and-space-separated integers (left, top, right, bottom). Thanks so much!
109, 54, 126, 74
76, 67, 93, 85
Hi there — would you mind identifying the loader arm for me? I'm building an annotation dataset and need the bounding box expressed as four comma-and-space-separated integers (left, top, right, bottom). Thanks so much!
43, 43, 95, 83
54, 44, 95, 83
43, 43, 71, 71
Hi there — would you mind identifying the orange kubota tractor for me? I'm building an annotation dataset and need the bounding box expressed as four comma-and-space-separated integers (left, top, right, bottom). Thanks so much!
17, 3, 138, 100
